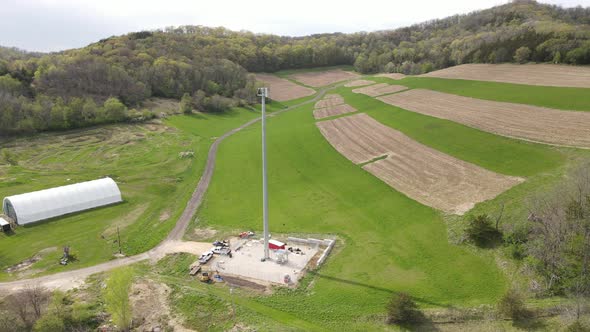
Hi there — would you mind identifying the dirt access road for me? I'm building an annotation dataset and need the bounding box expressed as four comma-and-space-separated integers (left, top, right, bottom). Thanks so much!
0, 87, 333, 292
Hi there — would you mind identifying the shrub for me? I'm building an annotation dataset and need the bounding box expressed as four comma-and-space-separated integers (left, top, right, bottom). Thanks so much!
514, 46, 531, 63
386, 292, 419, 324
465, 214, 502, 247
566, 320, 590, 332
497, 289, 528, 321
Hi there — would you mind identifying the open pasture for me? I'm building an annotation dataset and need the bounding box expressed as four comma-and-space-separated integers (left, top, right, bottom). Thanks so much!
378, 89, 590, 148
352, 83, 407, 97
344, 79, 376, 87
316, 113, 523, 214
289, 69, 359, 87
421, 63, 590, 88
313, 104, 357, 120
0, 108, 259, 280
255, 73, 316, 101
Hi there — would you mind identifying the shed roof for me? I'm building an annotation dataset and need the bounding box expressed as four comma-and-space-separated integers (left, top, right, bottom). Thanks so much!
2, 177, 122, 225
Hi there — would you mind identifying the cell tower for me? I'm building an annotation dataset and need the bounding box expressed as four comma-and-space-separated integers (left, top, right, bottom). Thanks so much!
257, 87, 270, 260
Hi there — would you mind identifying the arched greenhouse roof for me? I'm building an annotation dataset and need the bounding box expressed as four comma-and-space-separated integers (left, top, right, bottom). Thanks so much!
2, 177, 122, 225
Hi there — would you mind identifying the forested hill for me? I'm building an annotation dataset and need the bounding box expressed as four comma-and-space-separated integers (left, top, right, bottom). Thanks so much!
1, 0, 590, 136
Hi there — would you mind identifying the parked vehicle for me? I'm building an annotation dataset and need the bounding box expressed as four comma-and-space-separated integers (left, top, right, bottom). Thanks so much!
198, 251, 214, 264
213, 240, 229, 247
212, 246, 231, 255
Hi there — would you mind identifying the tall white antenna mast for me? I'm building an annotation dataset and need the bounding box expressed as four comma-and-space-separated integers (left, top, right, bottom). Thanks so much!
257, 87, 270, 260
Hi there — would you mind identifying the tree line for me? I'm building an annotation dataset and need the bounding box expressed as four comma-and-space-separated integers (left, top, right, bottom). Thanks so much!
1, 0, 589, 136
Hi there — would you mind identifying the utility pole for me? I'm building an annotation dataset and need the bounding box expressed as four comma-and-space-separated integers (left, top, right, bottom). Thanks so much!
257, 87, 270, 260
117, 226, 122, 254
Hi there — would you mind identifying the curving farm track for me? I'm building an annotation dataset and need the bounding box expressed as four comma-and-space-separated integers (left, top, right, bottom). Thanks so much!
0, 87, 331, 292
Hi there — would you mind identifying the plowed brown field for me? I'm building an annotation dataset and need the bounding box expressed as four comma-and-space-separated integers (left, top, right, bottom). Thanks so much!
344, 80, 376, 87
352, 83, 408, 97
315, 95, 345, 108
314, 104, 357, 120
376, 73, 406, 80
421, 64, 590, 88
316, 113, 523, 214
289, 69, 359, 87
378, 89, 590, 148
256, 74, 315, 101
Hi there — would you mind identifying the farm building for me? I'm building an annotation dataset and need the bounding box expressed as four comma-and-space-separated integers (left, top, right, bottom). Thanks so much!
2, 177, 122, 225
0, 217, 10, 232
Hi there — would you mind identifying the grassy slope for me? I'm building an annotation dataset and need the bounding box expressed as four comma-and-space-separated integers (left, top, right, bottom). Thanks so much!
370, 76, 590, 111
194, 104, 508, 330
188, 77, 590, 330
0, 108, 259, 280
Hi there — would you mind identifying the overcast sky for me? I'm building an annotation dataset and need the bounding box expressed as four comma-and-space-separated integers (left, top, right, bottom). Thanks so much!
1, 0, 589, 52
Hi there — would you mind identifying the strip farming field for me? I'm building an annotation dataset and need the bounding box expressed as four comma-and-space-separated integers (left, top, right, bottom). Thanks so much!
317, 113, 523, 214
378, 89, 590, 148
352, 83, 408, 97
421, 63, 590, 88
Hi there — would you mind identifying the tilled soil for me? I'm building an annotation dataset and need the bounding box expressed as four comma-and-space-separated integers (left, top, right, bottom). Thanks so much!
314, 104, 358, 120
316, 113, 523, 214
352, 83, 408, 97
315, 95, 345, 108
344, 80, 376, 87
256, 74, 315, 101
421, 63, 590, 88
289, 69, 359, 87
378, 89, 590, 148
375, 73, 406, 80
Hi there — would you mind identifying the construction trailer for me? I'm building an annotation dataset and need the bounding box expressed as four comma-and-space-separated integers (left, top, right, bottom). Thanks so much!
268, 239, 286, 250
2, 177, 122, 225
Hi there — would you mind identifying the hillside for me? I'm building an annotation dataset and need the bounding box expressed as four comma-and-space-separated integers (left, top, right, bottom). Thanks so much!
1, 0, 589, 136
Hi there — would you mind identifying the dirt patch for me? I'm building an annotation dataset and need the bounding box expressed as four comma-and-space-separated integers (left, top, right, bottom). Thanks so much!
5, 247, 57, 273
192, 227, 218, 240
314, 104, 357, 120
223, 275, 268, 292
352, 83, 408, 97
316, 113, 523, 214
256, 74, 316, 101
315, 95, 344, 109
344, 80, 376, 87
159, 209, 171, 222
131, 279, 192, 332
289, 69, 359, 87
421, 63, 590, 88
378, 89, 590, 148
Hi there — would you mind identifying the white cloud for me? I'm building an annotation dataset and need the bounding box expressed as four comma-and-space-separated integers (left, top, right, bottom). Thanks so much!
0, 0, 589, 52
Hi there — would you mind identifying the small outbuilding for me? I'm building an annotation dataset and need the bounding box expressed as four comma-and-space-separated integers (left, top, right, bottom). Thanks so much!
2, 177, 122, 225
0, 217, 10, 232
269, 239, 286, 250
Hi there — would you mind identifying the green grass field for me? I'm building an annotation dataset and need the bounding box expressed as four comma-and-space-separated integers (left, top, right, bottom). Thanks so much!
2, 69, 590, 330
0, 108, 259, 280
371, 76, 590, 111
185, 75, 590, 330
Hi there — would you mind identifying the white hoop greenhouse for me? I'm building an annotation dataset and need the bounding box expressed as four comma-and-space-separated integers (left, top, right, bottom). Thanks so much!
2, 177, 122, 225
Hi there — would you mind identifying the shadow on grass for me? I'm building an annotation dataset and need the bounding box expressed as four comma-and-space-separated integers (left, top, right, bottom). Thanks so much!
511, 311, 547, 331
308, 270, 454, 308
394, 310, 441, 331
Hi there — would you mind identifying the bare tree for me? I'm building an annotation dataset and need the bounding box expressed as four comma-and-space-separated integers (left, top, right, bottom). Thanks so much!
5, 284, 49, 328
526, 162, 590, 298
